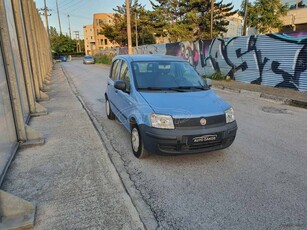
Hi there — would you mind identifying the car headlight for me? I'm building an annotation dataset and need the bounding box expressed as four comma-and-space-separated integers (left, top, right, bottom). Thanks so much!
151, 114, 175, 129
225, 107, 235, 123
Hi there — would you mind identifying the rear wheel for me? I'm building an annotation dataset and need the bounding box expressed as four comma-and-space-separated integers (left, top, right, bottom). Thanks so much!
131, 125, 149, 159
105, 98, 115, 120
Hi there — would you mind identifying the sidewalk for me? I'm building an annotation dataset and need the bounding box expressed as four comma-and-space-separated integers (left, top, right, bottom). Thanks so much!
212, 80, 307, 109
1, 65, 144, 229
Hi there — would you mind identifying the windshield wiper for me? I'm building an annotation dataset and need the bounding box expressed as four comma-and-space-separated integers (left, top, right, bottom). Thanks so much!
137, 87, 187, 92
137, 86, 210, 92
138, 87, 165, 91
169, 86, 209, 91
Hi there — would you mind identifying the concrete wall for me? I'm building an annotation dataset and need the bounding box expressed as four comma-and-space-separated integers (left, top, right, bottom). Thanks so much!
119, 31, 307, 92
0, 0, 52, 185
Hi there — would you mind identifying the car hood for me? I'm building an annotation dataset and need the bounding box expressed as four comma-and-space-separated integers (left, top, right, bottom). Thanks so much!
139, 89, 230, 118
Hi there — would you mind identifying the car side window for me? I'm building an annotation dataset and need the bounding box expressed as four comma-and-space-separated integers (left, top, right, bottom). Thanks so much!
119, 61, 130, 92
110, 60, 121, 80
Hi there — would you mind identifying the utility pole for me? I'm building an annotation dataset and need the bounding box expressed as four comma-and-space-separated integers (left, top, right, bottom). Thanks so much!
210, 0, 214, 39
135, 12, 138, 49
73, 31, 81, 52
68, 15, 72, 38
56, 0, 62, 34
126, 0, 133, 54
242, 0, 248, 36
42, 0, 51, 39
39, 0, 51, 39
291, 14, 296, 31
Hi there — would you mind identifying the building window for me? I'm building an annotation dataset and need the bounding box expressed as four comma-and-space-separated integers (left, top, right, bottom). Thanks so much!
91, 36, 93, 40
100, 39, 103, 45
105, 39, 108, 45
96, 19, 99, 26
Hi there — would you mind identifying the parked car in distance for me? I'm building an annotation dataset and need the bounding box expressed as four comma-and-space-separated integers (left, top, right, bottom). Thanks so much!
105, 55, 237, 158
54, 55, 67, 62
83, 55, 95, 64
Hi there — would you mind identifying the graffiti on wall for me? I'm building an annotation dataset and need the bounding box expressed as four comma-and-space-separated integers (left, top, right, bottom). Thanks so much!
118, 31, 307, 91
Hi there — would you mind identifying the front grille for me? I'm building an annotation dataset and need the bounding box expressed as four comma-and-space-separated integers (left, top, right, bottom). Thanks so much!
174, 114, 226, 128
159, 140, 222, 152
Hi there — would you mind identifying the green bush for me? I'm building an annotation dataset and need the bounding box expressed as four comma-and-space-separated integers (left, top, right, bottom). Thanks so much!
203, 71, 226, 81
94, 53, 115, 65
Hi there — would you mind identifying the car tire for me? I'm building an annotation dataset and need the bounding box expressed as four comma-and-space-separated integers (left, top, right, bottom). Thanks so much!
131, 125, 149, 159
105, 98, 115, 120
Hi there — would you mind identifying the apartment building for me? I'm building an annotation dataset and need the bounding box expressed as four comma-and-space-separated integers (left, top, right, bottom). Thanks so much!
280, 0, 307, 32
83, 25, 95, 55
83, 13, 119, 55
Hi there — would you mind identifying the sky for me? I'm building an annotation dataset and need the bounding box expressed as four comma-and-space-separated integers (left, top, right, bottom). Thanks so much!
34, 0, 247, 39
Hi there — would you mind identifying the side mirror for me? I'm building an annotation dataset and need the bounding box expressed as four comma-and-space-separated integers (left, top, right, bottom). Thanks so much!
114, 80, 126, 91
205, 78, 212, 88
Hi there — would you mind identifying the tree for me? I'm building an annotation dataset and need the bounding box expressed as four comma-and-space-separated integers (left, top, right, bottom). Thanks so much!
150, 0, 237, 41
184, 0, 238, 39
49, 26, 76, 54
243, 0, 288, 34
101, 0, 156, 46
150, 0, 194, 42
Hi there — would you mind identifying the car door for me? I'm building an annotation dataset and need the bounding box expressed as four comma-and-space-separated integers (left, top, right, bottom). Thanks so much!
115, 61, 134, 129
107, 59, 122, 116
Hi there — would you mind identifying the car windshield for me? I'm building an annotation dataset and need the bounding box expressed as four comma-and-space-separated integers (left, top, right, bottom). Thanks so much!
132, 61, 207, 91
85, 56, 93, 59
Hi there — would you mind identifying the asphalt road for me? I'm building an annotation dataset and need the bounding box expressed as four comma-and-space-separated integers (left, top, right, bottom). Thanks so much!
62, 59, 307, 230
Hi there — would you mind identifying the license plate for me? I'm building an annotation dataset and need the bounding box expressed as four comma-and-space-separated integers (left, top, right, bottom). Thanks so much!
188, 134, 218, 145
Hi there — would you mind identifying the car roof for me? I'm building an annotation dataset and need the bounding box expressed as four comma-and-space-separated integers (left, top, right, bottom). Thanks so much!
114, 55, 186, 63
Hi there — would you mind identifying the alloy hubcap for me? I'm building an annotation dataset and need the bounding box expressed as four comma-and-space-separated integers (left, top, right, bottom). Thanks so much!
131, 128, 140, 152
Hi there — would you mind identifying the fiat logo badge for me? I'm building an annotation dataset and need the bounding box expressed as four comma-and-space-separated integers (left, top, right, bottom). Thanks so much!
200, 118, 207, 126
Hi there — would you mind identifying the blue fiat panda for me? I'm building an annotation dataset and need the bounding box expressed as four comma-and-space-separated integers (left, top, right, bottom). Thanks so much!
105, 55, 237, 158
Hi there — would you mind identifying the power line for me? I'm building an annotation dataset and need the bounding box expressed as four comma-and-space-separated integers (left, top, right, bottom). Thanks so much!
59, 12, 91, 20
58, 0, 76, 10
61, 0, 83, 12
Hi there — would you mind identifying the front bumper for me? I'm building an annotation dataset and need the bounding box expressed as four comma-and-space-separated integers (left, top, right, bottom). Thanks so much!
84, 60, 95, 64
139, 121, 237, 155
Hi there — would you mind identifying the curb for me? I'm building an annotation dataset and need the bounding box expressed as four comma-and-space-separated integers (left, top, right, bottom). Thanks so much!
213, 86, 307, 109
259, 93, 288, 103
289, 99, 307, 109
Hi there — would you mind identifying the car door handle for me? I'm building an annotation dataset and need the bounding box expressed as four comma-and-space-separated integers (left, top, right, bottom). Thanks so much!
107, 83, 110, 85
115, 90, 118, 93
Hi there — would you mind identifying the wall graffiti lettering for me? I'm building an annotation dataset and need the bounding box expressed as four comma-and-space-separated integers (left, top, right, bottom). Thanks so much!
118, 31, 307, 92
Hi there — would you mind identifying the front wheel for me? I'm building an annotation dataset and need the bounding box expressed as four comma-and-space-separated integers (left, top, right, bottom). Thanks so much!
131, 125, 149, 159
105, 98, 115, 120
